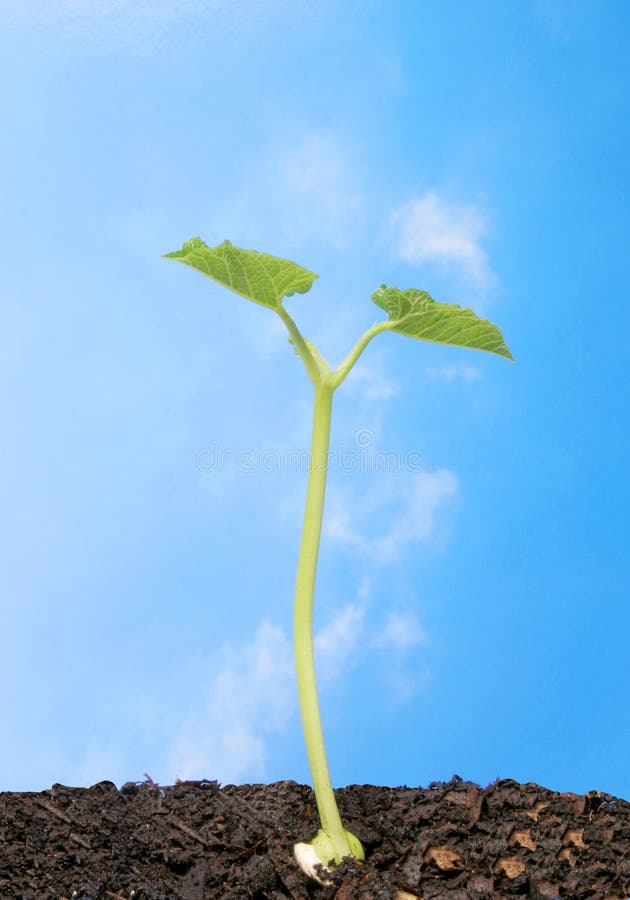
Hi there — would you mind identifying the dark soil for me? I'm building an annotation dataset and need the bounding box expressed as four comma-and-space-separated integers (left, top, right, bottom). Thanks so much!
0, 775, 628, 899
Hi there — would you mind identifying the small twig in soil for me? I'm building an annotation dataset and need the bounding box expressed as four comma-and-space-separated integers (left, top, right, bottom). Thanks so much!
69, 830, 91, 850
36, 798, 72, 824
233, 837, 269, 860
166, 813, 209, 846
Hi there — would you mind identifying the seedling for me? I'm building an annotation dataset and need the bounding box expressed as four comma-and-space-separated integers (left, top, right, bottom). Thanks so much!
163, 238, 513, 881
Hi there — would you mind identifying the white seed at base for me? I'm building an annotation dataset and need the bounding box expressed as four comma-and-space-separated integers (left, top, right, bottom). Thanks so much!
293, 841, 334, 885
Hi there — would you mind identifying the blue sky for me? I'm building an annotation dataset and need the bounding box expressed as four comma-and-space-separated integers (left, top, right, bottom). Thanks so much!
1, 1, 628, 802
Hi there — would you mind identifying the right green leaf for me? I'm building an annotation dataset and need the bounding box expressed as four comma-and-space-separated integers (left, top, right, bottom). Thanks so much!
372, 285, 514, 360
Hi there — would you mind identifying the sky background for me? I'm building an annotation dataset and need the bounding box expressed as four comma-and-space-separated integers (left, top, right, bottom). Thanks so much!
1, 1, 628, 802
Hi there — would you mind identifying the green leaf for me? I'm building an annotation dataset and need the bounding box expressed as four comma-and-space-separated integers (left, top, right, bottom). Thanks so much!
372, 285, 514, 360
162, 238, 319, 310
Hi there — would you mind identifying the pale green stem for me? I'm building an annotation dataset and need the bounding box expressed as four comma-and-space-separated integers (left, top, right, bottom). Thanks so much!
276, 305, 324, 385
293, 383, 351, 861
330, 321, 391, 389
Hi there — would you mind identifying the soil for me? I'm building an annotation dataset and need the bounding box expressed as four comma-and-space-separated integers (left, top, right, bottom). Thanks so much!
0, 775, 628, 899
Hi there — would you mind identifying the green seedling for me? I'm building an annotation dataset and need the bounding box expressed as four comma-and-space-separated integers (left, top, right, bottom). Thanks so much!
163, 238, 513, 881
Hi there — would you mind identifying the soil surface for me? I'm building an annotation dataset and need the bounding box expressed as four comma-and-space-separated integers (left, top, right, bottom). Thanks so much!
0, 775, 628, 899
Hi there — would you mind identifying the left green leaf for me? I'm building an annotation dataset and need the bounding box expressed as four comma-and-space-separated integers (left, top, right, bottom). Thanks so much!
162, 238, 319, 311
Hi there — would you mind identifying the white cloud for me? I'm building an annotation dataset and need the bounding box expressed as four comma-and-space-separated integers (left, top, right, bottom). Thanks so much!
372, 609, 431, 703
315, 603, 365, 683
62, 581, 426, 787
166, 585, 370, 783
325, 468, 458, 564
379, 666, 431, 705
274, 130, 366, 250
425, 363, 482, 383
345, 359, 400, 403
374, 469, 458, 562
325, 498, 369, 553
167, 620, 294, 784
203, 127, 367, 257
389, 192, 495, 293
375, 611, 427, 655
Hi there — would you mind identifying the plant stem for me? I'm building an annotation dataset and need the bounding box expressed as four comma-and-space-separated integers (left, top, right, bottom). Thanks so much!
276, 305, 323, 385
293, 383, 351, 862
330, 321, 390, 389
